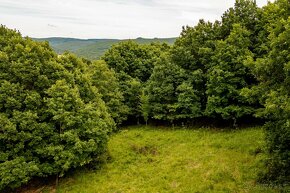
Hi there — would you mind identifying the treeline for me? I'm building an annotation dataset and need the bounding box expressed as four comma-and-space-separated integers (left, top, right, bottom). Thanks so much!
102, 0, 290, 184
102, 0, 281, 127
0, 0, 289, 191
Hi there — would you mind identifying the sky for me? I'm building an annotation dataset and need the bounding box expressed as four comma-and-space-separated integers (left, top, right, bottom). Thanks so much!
0, 0, 271, 39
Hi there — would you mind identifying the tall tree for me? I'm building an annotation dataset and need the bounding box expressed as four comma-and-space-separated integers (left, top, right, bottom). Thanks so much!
221, 0, 259, 37
139, 90, 150, 126
146, 54, 186, 123
221, 0, 260, 55
246, 15, 290, 183
102, 41, 169, 122
103, 41, 156, 82
255, 0, 289, 56
171, 20, 219, 115
88, 60, 128, 125
205, 24, 256, 126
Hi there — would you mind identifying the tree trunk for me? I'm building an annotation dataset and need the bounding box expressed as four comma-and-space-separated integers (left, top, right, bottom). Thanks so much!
171, 120, 174, 128
55, 173, 59, 187
233, 118, 237, 128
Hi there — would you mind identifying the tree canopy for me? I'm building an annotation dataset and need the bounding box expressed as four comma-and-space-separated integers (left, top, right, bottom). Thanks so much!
1, 0, 290, 190
0, 26, 114, 190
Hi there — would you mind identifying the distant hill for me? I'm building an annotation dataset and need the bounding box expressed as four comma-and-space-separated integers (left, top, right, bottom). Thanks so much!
34, 37, 176, 60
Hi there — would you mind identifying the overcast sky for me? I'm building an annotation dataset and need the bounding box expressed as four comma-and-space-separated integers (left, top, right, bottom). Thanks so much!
0, 0, 271, 39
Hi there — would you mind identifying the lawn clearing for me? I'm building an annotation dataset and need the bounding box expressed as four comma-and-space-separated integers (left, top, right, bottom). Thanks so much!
52, 126, 288, 192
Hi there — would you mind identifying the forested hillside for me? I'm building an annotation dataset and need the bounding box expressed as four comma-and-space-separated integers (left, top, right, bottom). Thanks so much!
33, 37, 176, 60
0, 0, 289, 192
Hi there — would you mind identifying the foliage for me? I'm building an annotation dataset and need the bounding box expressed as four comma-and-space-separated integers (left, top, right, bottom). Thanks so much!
0, 26, 114, 190
103, 41, 165, 82
205, 24, 256, 125
123, 77, 143, 123
171, 19, 219, 71
88, 60, 128, 125
171, 20, 219, 113
102, 41, 169, 122
139, 90, 150, 125
146, 54, 186, 122
220, 0, 259, 44
246, 15, 290, 183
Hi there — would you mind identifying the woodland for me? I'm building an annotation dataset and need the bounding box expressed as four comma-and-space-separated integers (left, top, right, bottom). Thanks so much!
0, 0, 289, 191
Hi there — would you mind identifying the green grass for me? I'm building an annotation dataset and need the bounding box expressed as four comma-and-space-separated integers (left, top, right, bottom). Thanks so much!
52, 126, 288, 193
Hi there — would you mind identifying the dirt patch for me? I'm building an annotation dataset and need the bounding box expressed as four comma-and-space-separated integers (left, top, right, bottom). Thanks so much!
131, 144, 158, 156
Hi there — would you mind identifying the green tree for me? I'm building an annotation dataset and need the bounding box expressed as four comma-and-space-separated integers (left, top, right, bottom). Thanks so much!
220, 0, 261, 56
102, 41, 168, 122
171, 20, 220, 114
0, 26, 114, 190
246, 16, 290, 183
171, 19, 219, 71
146, 54, 186, 124
102, 41, 155, 82
88, 60, 128, 125
124, 78, 143, 124
255, 0, 289, 56
139, 90, 150, 126
221, 0, 259, 38
205, 24, 256, 126
176, 80, 202, 120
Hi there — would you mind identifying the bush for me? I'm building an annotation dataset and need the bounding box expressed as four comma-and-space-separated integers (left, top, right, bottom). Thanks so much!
262, 120, 290, 184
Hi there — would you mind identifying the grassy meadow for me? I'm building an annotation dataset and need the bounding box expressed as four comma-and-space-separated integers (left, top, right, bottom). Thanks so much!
28, 126, 288, 193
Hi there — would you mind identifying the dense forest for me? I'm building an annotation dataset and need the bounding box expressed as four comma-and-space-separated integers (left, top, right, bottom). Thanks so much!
0, 0, 289, 191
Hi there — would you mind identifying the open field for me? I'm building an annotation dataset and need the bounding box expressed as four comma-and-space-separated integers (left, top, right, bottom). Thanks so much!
32, 126, 288, 193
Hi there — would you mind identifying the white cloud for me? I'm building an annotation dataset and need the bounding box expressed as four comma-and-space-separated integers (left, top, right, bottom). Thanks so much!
0, 0, 271, 39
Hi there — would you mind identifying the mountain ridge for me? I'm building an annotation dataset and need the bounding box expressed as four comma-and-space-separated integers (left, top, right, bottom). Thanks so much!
34, 37, 176, 60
